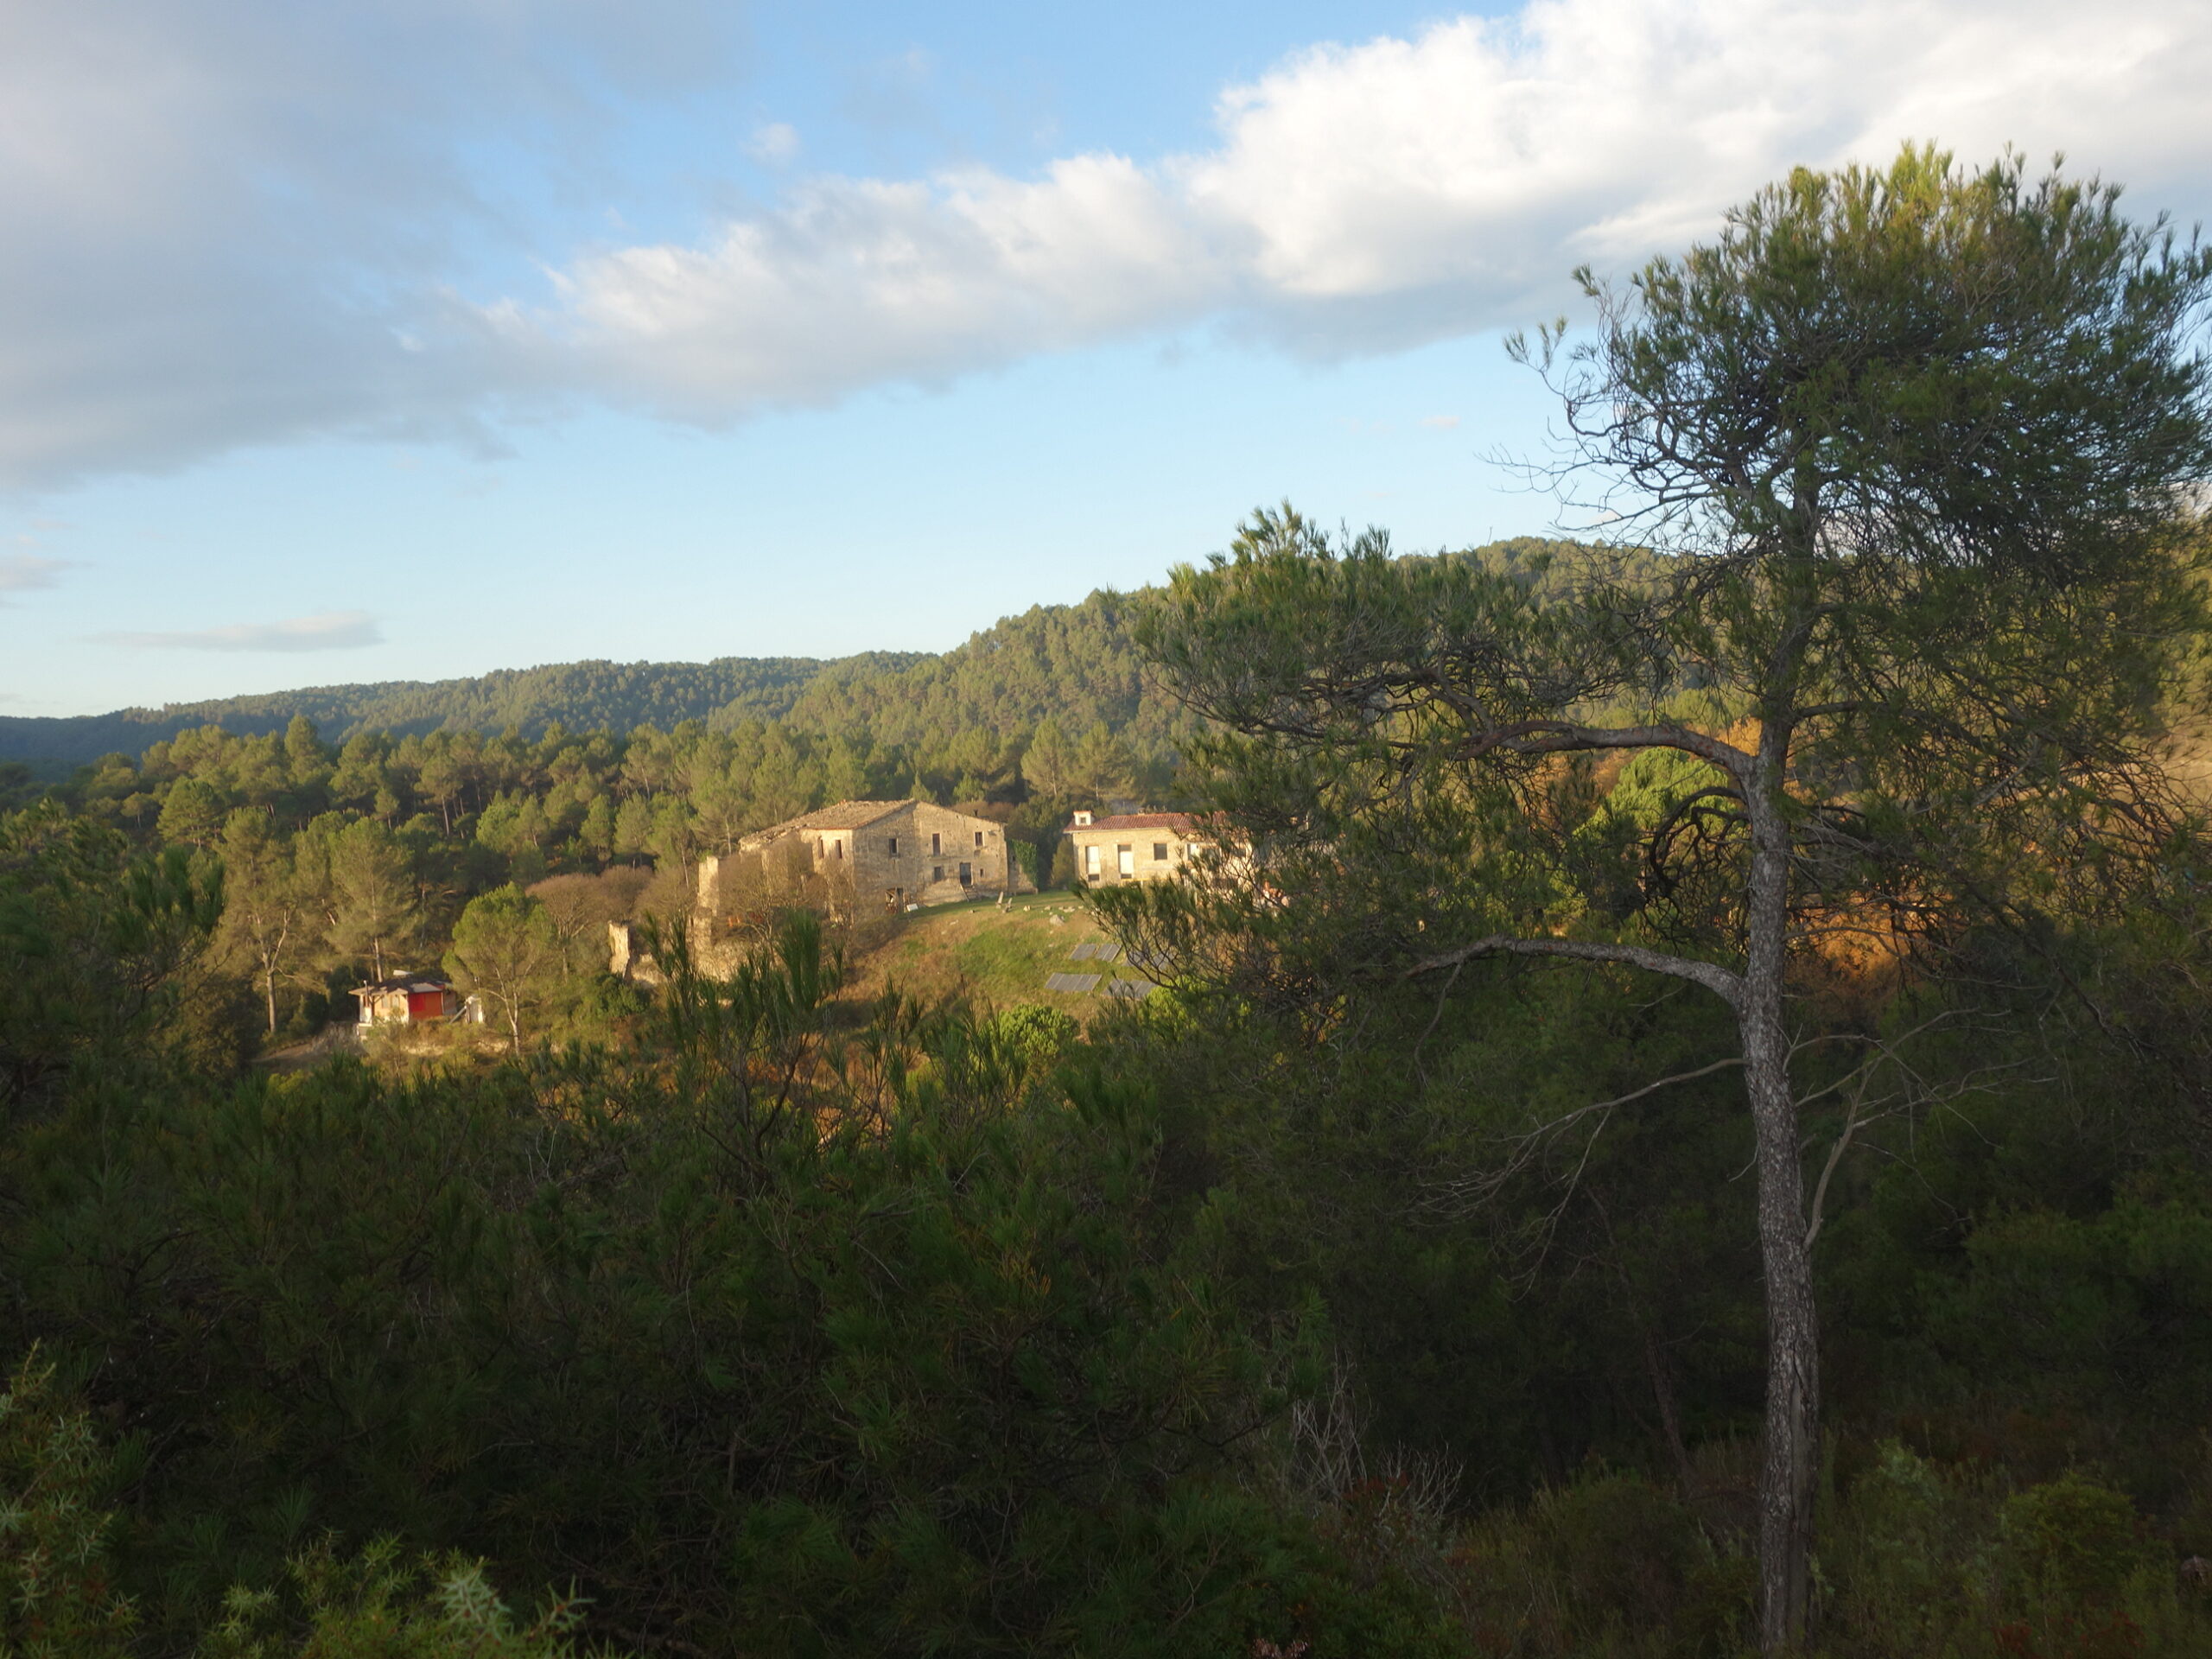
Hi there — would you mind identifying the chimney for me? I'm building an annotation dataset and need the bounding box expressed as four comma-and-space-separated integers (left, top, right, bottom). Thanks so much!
1072, 810, 1093, 827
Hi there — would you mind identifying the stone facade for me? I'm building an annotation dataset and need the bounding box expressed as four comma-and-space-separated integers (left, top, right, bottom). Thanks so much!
607, 919, 657, 985
610, 800, 1033, 982
702, 798, 1030, 923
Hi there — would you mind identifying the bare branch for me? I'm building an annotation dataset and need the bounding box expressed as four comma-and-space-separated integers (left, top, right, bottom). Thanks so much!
1802, 1071, 1871, 1252
1798, 1009, 2039, 1249
1405, 933, 1744, 1007
1421, 1054, 1746, 1223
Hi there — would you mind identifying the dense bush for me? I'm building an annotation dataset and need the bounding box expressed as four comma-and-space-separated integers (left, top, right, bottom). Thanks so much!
3, 917, 1472, 1656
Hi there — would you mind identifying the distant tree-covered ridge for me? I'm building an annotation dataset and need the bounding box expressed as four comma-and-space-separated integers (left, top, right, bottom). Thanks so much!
3, 544, 1593, 772
0, 654, 909, 768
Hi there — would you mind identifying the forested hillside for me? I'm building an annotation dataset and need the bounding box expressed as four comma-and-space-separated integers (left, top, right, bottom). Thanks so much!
0, 653, 901, 768
778, 592, 1170, 793
0, 540, 1588, 779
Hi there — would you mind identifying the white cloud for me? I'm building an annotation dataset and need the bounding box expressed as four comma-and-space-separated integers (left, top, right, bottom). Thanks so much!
747, 122, 802, 164
1, 1, 2208, 480
95, 611, 385, 652
1421, 415, 1463, 430
0, 0, 745, 488
519, 0, 2212, 417
540, 154, 1226, 415
0, 554, 67, 596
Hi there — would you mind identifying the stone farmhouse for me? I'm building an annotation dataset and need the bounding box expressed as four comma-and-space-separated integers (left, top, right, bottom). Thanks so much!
704, 798, 1031, 917
611, 798, 1035, 982
1063, 810, 1208, 887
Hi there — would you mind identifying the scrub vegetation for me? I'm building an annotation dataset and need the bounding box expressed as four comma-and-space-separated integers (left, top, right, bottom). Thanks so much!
5, 148, 2212, 1656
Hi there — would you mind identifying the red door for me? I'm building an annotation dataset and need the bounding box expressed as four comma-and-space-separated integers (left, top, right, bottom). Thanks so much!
406, 989, 447, 1022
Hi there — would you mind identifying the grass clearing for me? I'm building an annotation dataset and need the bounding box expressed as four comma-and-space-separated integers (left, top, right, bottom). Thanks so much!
840, 891, 1156, 1012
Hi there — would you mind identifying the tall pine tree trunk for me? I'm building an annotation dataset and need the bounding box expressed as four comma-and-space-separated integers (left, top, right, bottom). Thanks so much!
1743, 791, 1817, 1652
261, 922, 287, 1036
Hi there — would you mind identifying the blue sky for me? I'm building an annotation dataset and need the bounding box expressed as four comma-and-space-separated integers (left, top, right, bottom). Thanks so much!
4, 0, 2209, 716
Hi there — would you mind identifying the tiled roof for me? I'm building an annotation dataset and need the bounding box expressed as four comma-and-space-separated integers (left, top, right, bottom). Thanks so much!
353, 977, 452, 995
1065, 812, 1198, 833
754, 799, 912, 836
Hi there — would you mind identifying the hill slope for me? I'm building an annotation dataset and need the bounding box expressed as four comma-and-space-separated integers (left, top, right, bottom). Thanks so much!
0, 655, 919, 767
5, 538, 1599, 771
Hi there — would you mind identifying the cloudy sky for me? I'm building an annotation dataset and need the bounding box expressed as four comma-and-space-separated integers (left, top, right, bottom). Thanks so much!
4, 0, 2209, 715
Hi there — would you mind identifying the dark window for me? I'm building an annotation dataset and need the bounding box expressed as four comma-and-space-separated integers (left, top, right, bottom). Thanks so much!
933, 865, 944, 881
931, 832, 942, 855
887, 836, 899, 856
833, 840, 844, 860
958, 861, 972, 885
1153, 842, 1168, 861
973, 830, 983, 848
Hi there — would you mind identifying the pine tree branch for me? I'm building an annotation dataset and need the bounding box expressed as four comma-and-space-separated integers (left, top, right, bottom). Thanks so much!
1402, 933, 1745, 1006
1450, 720, 1753, 779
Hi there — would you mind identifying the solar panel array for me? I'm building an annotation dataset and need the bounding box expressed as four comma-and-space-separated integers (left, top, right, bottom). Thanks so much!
1041, 931, 1154, 995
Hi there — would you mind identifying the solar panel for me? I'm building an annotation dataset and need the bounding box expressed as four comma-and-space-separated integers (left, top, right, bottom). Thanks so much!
1068, 942, 1099, 960
1094, 943, 1122, 963
1105, 981, 1154, 1000
1045, 973, 1101, 993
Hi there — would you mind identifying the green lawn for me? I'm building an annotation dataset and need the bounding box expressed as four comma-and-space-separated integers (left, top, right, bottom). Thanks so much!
845, 891, 1156, 1010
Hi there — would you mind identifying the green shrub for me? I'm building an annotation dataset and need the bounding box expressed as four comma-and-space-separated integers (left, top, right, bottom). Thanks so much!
1541, 1472, 1704, 1630
2003, 1474, 2153, 1611
197, 1539, 595, 1659
0, 1351, 137, 1659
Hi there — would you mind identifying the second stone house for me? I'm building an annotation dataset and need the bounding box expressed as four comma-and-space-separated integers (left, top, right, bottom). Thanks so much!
1062, 810, 1206, 886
